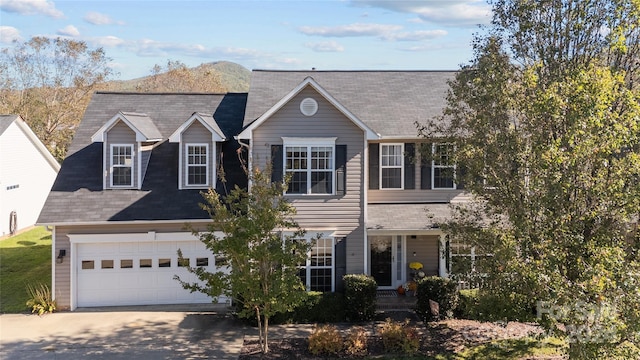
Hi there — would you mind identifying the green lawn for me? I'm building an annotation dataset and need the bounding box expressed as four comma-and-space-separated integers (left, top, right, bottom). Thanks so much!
0, 227, 52, 313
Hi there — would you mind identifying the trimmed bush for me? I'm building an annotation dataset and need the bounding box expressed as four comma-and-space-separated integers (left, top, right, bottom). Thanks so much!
237, 291, 346, 324
308, 324, 343, 355
415, 276, 459, 321
293, 291, 346, 323
343, 274, 377, 322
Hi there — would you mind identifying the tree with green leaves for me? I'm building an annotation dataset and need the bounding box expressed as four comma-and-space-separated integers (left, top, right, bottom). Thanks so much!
175, 167, 312, 354
421, 1, 640, 358
0, 37, 113, 161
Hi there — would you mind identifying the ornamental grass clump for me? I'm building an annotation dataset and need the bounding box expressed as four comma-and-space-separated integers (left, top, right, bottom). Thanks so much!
26, 283, 56, 315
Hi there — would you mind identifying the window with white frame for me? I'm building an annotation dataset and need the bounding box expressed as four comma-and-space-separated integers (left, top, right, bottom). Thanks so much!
186, 144, 208, 186
111, 144, 133, 187
432, 143, 456, 189
284, 138, 334, 195
448, 239, 491, 289
298, 237, 334, 292
380, 143, 403, 189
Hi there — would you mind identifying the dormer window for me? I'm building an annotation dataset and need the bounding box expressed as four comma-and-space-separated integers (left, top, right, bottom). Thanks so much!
91, 112, 162, 190
169, 112, 226, 190
111, 144, 134, 187
186, 144, 209, 186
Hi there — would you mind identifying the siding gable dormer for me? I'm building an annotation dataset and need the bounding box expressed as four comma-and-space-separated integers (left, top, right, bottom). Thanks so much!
91, 112, 162, 190
169, 112, 225, 190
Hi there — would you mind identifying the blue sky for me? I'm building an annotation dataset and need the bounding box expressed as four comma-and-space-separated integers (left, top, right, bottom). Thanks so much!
0, 0, 492, 80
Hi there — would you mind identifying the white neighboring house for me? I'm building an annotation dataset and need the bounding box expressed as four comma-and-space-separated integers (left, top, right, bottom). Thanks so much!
0, 115, 60, 237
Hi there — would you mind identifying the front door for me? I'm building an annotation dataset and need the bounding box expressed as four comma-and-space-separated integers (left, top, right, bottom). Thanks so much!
370, 236, 393, 287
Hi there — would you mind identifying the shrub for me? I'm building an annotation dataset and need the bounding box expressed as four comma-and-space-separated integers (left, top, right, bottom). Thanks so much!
26, 283, 56, 315
294, 291, 345, 323
308, 324, 343, 355
237, 291, 346, 324
378, 318, 420, 354
455, 289, 480, 319
415, 276, 459, 321
343, 274, 377, 322
344, 326, 368, 356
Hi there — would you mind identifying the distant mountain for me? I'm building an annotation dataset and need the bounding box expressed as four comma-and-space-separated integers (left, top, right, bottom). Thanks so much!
106, 61, 251, 93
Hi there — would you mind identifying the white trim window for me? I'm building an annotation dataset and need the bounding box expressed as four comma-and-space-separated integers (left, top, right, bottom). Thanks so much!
380, 143, 403, 189
283, 138, 335, 195
110, 144, 134, 187
299, 237, 334, 292
186, 144, 209, 187
432, 143, 456, 189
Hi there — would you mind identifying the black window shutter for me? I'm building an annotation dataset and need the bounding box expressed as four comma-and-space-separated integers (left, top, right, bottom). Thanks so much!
404, 143, 415, 189
271, 145, 283, 183
420, 143, 432, 189
334, 237, 346, 292
369, 143, 379, 189
456, 164, 466, 190
335, 145, 347, 196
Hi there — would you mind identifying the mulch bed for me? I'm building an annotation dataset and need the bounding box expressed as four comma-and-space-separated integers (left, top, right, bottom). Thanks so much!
239, 317, 546, 359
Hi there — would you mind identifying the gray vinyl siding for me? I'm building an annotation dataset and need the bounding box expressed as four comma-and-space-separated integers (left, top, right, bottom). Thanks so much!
53, 222, 212, 310
251, 87, 366, 274
406, 235, 439, 277
181, 122, 214, 189
368, 140, 470, 203
105, 121, 138, 189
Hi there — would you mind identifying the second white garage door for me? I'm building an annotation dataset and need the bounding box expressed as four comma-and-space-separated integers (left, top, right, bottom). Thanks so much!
76, 240, 228, 307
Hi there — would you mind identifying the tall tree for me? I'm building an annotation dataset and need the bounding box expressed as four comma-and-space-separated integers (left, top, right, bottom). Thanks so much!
0, 37, 113, 161
421, 1, 640, 358
175, 167, 312, 354
134, 60, 226, 93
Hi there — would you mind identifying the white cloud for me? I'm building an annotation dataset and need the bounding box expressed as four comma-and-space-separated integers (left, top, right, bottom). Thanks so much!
350, 0, 491, 27
0, 0, 63, 18
305, 41, 345, 52
384, 29, 447, 41
90, 35, 126, 48
299, 23, 402, 38
0, 26, 22, 43
57, 25, 79, 37
84, 11, 123, 25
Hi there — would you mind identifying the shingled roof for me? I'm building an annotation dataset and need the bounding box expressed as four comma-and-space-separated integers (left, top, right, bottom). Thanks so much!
243, 70, 455, 138
37, 92, 247, 225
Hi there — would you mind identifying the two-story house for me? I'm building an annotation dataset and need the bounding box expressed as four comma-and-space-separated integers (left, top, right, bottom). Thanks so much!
38, 71, 469, 310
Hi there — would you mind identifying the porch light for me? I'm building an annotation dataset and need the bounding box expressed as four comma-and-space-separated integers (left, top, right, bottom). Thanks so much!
56, 249, 66, 264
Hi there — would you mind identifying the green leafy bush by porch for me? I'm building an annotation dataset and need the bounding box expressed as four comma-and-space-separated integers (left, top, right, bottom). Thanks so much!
343, 274, 377, 322
455, 288, 536, 322
415, 276, 459, 321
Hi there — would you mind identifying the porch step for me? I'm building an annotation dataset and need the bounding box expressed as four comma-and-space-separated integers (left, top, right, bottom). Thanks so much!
376, 290, 417, 311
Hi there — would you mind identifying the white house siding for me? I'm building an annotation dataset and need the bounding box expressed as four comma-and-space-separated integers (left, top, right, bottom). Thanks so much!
0, 121, 58, 236
104, 121, 138, 189
180, 121, 214, 189
53, 222, 212, 310
251, 86, 366, 274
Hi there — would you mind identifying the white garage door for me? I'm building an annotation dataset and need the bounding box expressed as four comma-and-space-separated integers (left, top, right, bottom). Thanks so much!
76, 240, 227, 307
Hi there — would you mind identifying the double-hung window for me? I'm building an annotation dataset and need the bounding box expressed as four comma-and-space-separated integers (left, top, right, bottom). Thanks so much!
432, 143, 456, 189
284, 138, 335, 195
111, 144, 133, 187
298, 237, 334, 292
380, 143, 403, 189
186, 144, 208, 186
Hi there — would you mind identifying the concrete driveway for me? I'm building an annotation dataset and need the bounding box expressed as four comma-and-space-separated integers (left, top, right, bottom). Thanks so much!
0, 304, 246, 359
